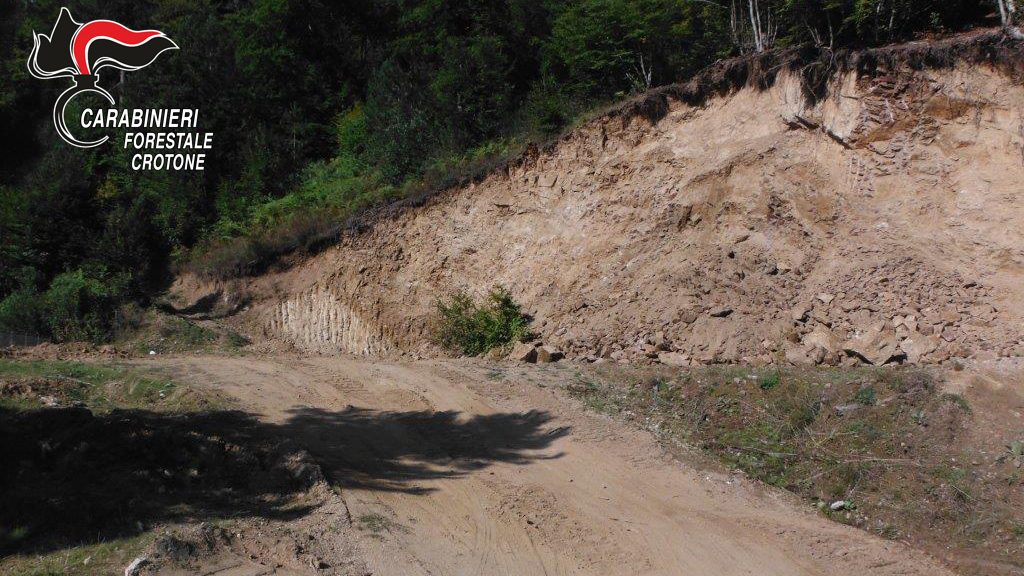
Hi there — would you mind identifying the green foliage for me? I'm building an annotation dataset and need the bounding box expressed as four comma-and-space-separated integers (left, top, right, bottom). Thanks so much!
0, 289, 44, 335
226, 330, 251, 349
940, 392, 972, 414
0, 359, 207, 413
335, 104, 369, 175
854, 385, 877, 406
42, 269, 119, 343
759, 370, 781, 390
781, 0, 988, 46
545, 0, 729, 99
0, 268, 125, 342
433, 287, 531, 356
523, 82, 575, 136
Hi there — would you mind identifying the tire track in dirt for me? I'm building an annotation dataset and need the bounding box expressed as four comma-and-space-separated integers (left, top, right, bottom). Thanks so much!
152, 354, 957, 576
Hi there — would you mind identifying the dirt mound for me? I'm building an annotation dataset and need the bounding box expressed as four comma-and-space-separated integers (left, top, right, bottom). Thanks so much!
175, 37, 1024, 366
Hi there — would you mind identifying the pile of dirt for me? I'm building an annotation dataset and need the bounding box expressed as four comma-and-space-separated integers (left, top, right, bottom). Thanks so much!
174, 34, 1024, 367
136, 477, 363, 576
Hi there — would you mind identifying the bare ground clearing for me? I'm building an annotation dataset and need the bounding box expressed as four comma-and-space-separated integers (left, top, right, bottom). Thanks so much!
141, 354, 962, 576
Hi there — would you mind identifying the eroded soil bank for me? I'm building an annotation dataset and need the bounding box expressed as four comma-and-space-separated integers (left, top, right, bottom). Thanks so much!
174, 37, 1024, 369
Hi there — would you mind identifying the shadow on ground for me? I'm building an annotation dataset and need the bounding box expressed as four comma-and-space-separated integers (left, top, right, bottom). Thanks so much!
0, 403, 569, 558
280, 406, 569, 494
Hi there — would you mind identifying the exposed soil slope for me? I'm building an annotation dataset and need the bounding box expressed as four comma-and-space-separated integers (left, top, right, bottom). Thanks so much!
174, 37, 1024, 366
149, 354, 958, 576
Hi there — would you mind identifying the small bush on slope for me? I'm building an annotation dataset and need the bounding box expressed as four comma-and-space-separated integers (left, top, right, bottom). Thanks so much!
0, 269, 124, 343
433, 287, 531, 356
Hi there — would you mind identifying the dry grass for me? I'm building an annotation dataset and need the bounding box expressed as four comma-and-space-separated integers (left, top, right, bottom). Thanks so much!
115, 310, 250, 355
0, 360, 312, 575
0, 359, 220, 413
183, 211, 345, 280
0, 531, 156, 576
565, 364, 1024, 574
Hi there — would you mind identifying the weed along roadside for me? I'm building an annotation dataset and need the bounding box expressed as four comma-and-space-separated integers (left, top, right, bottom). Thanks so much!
557, 363, 1024, 573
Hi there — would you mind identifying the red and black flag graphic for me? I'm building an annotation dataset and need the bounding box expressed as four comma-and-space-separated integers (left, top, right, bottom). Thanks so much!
28, 7, 177, 79
26, 7, 177, 148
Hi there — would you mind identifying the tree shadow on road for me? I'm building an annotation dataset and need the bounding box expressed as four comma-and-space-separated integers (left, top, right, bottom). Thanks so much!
0, 402, 569, 558
277, 406, 569, 494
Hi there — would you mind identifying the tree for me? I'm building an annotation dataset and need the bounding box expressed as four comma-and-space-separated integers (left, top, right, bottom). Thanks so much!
736, 0, 777, 53
546, 0, 732, 98
996, 0, 1024, 38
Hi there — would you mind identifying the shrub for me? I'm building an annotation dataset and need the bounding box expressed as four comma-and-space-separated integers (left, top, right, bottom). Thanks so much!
111, 302, 146, 340
759, 370, 781, 390
854, 385, 877, 406
0, 289, 45, 335
433, 286, 531, 356
42, 270, 117, 343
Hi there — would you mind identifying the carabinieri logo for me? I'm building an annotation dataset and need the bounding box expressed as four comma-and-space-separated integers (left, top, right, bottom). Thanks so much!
27, 7, 177, 148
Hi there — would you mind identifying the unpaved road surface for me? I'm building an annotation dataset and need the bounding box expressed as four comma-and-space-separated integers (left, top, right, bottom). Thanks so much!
153, 355, 955, 576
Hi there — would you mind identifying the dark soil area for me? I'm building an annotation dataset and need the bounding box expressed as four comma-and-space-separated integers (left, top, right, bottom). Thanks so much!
0, 404, 321, 558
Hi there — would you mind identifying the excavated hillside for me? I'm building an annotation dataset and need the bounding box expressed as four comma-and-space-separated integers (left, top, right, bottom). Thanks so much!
174, 33, 1024, 367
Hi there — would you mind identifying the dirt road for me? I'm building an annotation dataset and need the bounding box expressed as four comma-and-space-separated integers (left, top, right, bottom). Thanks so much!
152, 354, 955, 576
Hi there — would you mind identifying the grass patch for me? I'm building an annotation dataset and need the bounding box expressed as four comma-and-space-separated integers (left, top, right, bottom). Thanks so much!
357, 513, 393, 534
758, 370, 780, 390
0, 360, 232, 573
853, 385, 877, 406
0, 532, 154, 576
0, 363, 295, 571
225, 330, 251, 349
0, 359, 217, 413
432, 286, 531, 356
565, 364, 1024, 568
355, 511, 408, 540
114, 310, 252, 355
126, 314, 216, 354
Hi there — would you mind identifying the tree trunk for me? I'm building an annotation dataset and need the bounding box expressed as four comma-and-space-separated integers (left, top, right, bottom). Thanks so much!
746, 0, 774, 53
999, 0, 1024, 39
748, 0, 762, 53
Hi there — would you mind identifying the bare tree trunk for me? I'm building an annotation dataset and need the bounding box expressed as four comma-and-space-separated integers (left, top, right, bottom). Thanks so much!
727, 0, 775, 54
730, 1, 745, 53
745, 0, 775, 53
749, 0, 763, 53
627, 53, 653, 92
998, 0, 1024, 39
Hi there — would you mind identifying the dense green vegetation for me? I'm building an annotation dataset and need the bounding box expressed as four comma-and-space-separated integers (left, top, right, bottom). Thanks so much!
433, 287, 532, 355
0, 0, 998, 341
